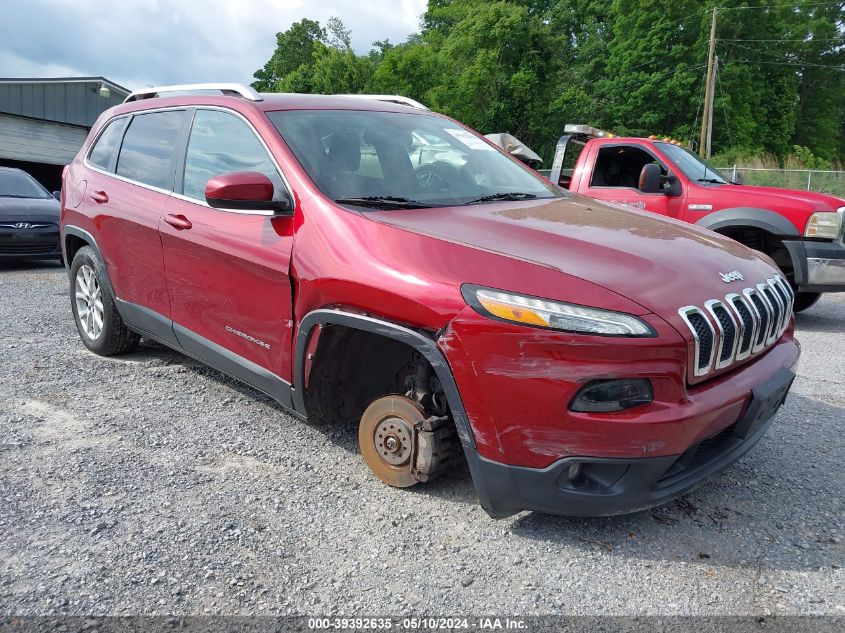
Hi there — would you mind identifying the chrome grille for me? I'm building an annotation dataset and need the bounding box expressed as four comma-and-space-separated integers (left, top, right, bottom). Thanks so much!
678, 275, 793, 379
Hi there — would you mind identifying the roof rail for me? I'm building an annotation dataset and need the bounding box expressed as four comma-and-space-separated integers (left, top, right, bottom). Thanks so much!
124, 83, 262, 103
336, 94, 429, 111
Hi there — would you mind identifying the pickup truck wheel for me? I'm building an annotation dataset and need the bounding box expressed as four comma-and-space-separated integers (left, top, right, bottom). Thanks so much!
70, 246, 140, 356
359, 395, 426, 488
793, 291, 822, 313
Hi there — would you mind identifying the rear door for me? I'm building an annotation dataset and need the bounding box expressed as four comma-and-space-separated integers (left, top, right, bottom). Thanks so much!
159, 107, 296, 402
580, 143, 685, 219
83, 109, 188, 324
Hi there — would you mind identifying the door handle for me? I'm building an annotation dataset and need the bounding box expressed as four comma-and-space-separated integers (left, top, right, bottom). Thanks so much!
164, 214, 192, 230
89, 191, 109, 204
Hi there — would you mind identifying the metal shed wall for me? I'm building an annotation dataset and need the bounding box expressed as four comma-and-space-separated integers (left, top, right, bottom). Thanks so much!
0, 80, 126, 128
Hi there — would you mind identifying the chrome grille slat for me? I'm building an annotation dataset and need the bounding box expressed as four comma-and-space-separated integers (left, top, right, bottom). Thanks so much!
704, 299, 738, 369
678, 306, 715, 377
756, 283, 779, 346
679, 276, 794, 380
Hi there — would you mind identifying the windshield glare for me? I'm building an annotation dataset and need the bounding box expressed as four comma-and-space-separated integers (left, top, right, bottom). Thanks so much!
268, 110, 562, 207
658, 143, 729, 184
0, 170, 52, 199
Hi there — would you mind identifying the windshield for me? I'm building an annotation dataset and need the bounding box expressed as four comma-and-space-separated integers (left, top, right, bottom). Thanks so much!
0, 170, 52, 199
267, 110, 562, 208
657, 143, 730, 184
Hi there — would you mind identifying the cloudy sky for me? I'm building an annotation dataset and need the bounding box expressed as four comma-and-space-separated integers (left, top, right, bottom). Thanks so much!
1, 0, 428, 90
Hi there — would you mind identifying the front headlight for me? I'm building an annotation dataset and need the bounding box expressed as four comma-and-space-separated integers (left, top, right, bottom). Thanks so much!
462, 285, 656, 336
805, 210, 844, 239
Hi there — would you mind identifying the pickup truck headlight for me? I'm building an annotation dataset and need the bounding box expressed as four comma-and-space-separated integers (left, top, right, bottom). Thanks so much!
805, 210, 844, 239
462, 285, 656, 336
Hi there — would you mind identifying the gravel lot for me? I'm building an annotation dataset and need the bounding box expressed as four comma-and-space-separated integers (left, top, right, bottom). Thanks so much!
0, 261, 842, 617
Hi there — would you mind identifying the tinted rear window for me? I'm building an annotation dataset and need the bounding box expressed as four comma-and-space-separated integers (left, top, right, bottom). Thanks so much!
116, 111, 185, 190
88, 118, 126, 171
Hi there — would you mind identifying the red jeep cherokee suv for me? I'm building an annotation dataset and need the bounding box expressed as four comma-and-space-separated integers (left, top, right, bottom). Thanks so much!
61, 84, 800, 517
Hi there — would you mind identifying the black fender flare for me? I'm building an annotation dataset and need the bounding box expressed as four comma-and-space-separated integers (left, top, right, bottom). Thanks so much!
293, 309, 476, 449
62, 225, 118, 299
695, 207, 801, 237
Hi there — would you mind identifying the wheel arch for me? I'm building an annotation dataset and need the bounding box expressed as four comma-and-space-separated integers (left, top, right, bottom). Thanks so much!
293, 309, 475, 448
695, 207, 801, 237
62, 225, 117, 298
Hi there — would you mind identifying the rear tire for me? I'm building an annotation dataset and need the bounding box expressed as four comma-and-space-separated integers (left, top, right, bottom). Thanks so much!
793, 291, 822, 313
69, 245, 140, 356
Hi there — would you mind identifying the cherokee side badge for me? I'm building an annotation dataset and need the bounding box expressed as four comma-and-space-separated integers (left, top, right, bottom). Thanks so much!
719, 270, 744, 283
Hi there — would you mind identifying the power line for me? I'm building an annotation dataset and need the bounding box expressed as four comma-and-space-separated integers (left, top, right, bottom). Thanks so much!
723, 40, 843, 66
720, 2, 844, 9
718, 37, 845, 42
715, 69, 734, 149
731, 58, 845, 69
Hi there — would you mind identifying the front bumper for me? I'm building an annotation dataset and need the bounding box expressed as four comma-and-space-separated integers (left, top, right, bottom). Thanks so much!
784, 239, 845, 292
0, 225, 61, 260
464, 367, 795, 518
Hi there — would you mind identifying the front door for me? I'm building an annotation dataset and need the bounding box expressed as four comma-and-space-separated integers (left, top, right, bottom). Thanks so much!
582, 143, 684, 219
159, 108, 296, 405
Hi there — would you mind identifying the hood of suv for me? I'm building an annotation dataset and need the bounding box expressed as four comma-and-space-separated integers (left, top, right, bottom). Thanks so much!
0, 197, 60, 224
366, 195, 781, 315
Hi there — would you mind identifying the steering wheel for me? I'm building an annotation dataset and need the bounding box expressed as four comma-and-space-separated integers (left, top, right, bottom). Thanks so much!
415, 161, 461, 190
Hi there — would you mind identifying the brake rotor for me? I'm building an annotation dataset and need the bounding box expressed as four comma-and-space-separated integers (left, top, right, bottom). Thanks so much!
359, 395, 426, 488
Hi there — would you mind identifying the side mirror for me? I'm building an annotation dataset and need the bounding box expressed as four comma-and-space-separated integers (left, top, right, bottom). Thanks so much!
638, 163, 662, 194
205, 171, 293, 215
52, 191, 61, 201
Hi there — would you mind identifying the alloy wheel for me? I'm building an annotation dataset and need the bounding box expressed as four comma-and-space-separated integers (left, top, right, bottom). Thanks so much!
75, 264, 104, 340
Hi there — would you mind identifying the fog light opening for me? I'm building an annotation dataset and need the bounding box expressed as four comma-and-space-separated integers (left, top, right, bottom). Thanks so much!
569, 378, 654, 413
568, 463, 584, 483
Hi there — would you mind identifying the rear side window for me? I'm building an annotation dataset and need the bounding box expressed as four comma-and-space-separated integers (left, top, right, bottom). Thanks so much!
182, 109, 282, 201
116, 111, 185, 190
87, 118, 126, 171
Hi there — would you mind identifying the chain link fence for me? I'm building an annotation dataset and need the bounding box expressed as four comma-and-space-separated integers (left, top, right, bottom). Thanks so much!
718, 167, 845, 197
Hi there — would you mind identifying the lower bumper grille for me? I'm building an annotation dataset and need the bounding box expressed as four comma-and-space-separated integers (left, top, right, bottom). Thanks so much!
0, 243, 59, 254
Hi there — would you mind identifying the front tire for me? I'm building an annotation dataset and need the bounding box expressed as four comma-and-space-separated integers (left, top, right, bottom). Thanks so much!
793, 291, 822, 313
69, 246, 140, 356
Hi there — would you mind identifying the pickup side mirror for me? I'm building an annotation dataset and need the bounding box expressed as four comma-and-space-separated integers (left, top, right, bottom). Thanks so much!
638, 163, 662, 194
205, 171, 293, 215
52, 191, 61, 201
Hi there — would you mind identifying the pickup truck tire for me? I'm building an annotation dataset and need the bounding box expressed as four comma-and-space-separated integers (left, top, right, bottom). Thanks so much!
69, 246, 140, 356
793, 291, 822, 313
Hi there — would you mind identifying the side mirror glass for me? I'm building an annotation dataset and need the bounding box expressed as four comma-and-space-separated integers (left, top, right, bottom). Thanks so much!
205, 171, 293, 215
52, 191, 61, 201
638, 163, 662, 194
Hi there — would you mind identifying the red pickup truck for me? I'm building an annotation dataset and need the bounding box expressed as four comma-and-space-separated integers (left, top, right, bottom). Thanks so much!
546, 125, 845, 312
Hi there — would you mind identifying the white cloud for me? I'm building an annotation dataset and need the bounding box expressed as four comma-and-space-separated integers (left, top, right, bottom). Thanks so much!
1, 0, 428, 90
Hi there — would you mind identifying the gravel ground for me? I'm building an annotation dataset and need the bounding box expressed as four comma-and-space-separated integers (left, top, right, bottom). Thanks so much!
0, 261, 842, 617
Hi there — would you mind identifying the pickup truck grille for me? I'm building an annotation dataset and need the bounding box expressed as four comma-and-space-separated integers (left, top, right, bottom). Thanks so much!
678, 276, 793, 379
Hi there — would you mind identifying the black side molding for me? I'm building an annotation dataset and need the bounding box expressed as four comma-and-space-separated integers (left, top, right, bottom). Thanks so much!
294, 309, 476, 448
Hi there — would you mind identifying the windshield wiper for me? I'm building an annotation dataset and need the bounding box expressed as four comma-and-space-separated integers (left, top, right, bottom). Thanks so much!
0, 194, 32, 198
466, 192, 539, 204
334, 196, 433, 210
696, 178, 726, 184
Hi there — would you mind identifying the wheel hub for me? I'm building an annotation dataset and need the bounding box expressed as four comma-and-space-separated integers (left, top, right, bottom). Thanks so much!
374, 417, 413, 466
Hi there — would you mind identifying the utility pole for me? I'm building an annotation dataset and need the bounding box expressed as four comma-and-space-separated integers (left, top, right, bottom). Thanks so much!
705, 55, 718, 158
699, 5, 718, 158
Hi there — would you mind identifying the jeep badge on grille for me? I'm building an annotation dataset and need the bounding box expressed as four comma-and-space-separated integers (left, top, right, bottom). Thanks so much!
719, 271, 744, 283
